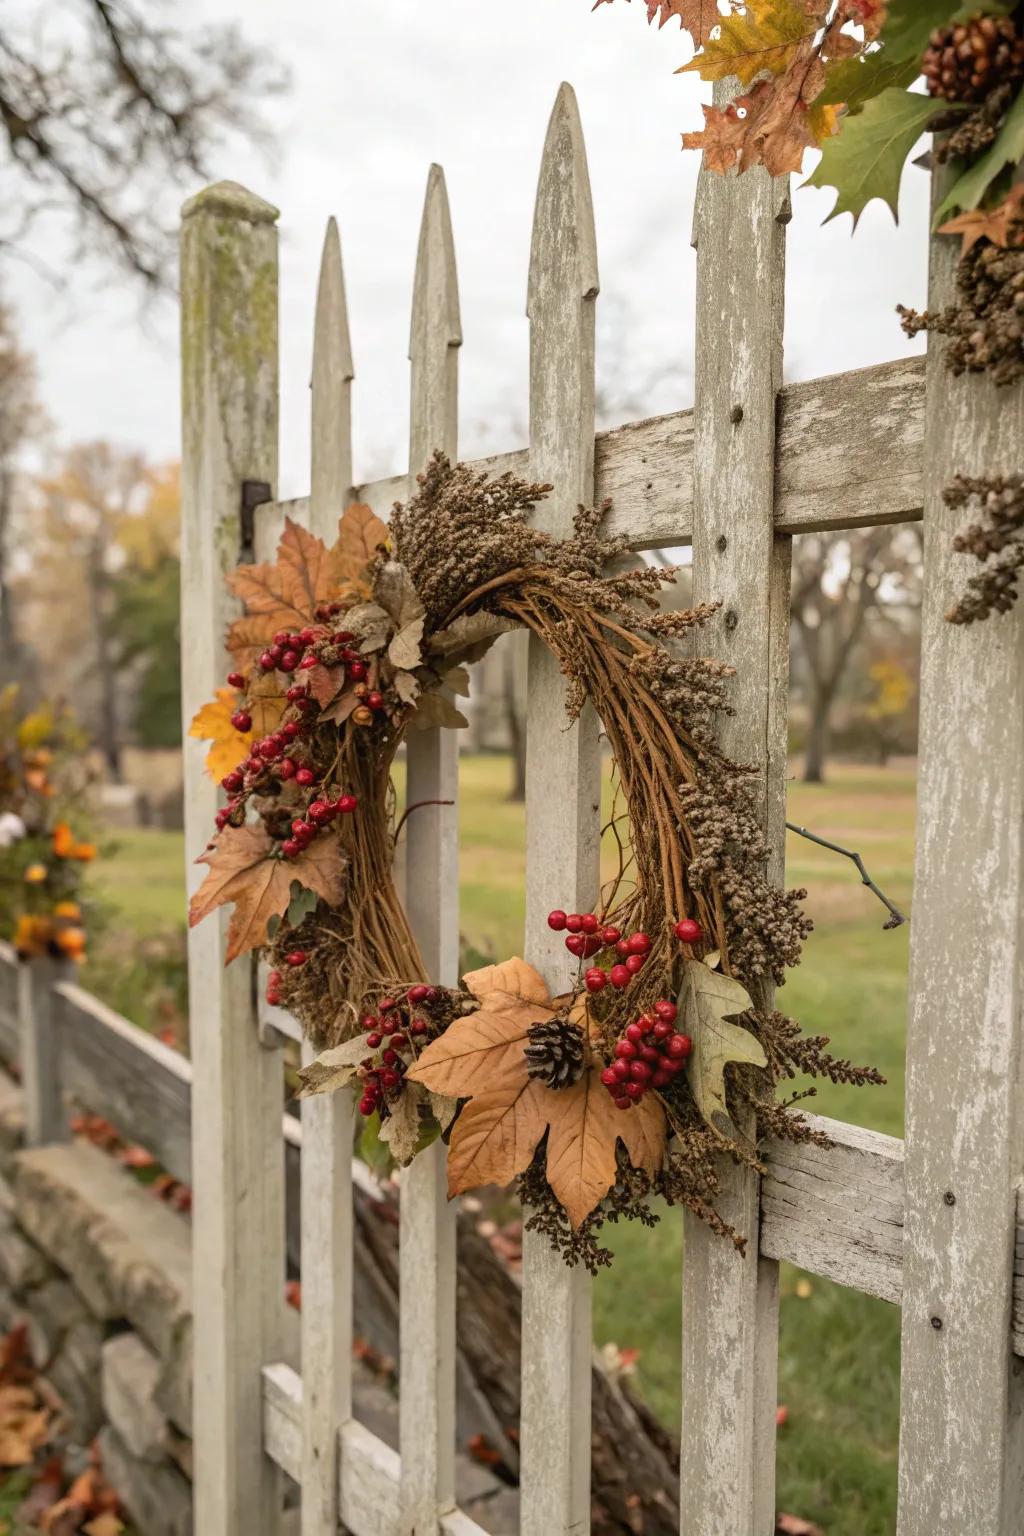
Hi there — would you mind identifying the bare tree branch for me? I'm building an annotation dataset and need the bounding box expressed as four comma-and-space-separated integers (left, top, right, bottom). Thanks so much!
786, 820, 908, 930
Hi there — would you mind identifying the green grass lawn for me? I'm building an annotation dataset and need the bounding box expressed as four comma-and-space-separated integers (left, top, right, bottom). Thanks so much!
86, 756, 914, 1535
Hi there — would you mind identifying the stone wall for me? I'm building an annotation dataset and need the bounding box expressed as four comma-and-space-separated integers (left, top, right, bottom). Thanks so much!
0, 1070, 194, 1536
0, 1067, 520, 1535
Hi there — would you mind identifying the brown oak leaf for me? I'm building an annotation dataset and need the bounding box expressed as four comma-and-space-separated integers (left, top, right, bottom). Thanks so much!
305, 661, 345, 707
247, 671, 287, 738
188, 688, 250, 781
190, 822, 346, 962
409, 958, 666, 1227
336, 502, 389, 590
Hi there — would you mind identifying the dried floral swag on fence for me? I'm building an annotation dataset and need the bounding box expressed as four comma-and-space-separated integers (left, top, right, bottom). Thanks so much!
190, 456, 882, 1268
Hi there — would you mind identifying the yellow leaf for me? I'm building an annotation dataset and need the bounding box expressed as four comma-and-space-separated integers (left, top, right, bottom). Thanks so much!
189, 688, 250, 781
681, 0, 816, 86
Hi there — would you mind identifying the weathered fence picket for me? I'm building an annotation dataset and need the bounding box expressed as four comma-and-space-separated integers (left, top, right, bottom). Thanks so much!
896, 164, 1024, 1536
165, 78, 1024, 1536
520, 82, 601, 1536
680, 83, 790, 1536
399, 163, 461, 1535
301, 215, 356, 1536
180, 181, 287, 1536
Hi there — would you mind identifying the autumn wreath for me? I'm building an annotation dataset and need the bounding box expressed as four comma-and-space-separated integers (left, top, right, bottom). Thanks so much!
190, 455, 881, 1267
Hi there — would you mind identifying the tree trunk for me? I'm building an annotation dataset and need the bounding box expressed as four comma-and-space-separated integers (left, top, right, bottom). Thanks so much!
803, 691, 832, 783
349, 1182, 680, 1534
87, 544, 121, 780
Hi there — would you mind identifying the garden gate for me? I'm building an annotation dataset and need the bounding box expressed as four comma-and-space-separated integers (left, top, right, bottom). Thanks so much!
179, 81, 1024, 1536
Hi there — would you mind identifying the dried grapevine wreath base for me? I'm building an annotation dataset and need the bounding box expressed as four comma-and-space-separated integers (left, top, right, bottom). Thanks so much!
190, 454, 883, 1269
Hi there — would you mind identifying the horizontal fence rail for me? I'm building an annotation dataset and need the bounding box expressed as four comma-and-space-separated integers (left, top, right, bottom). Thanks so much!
261, 354, 925, 553
3, 938, 1024, 1362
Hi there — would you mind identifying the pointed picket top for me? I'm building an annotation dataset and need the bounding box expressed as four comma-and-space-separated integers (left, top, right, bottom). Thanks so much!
409, 164, 462, 368
527, 82, 599, 321
409, 164, 460, 469
310, 217, 354, 538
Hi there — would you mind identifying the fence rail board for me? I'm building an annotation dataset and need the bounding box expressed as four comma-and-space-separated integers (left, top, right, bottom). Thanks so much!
261, 354, 924, 550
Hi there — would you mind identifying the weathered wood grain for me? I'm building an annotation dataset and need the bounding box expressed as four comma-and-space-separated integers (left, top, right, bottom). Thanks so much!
261, 1363, 491, 1536
301, 215, 356, 1536
0, 943, 18, 1062
760, 1116, 904, 1305
399, 162, 460, 1535
53, 983, 192, 1183
520, 82, 600, 1536
896, 160, 1024, 1536
680, 80, 790, 1536
18, 957, 70, 1146
180, 179, 286, 1536
262, 355, 924, 548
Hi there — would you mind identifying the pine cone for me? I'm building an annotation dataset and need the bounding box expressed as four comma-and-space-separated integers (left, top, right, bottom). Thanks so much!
524, 1017, 585, 1089
923, 14, 1024, 104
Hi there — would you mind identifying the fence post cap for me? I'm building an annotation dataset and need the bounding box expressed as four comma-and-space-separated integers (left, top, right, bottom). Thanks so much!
181, 181, 280, 225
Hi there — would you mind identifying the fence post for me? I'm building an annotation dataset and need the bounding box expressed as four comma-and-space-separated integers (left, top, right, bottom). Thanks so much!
180, 180, 286, 1536
681, 83, 790, 1536
520, 82, 601, 1536
399, 162, 461, 1532
18, 957, 70, 1145
301, 216, 356, 1536
897, 162, 1024, 1533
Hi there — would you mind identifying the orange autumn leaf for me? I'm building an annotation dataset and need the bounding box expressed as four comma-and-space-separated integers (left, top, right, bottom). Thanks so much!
545, 1068, 665, 1228
247, 672, 287, 739
408, 957, 666, 1228
335, 501, 389, 591
190, 821, 346, 963
228, 518, 345, 634
409, 956, 553, 1098
225, 613, 278, 671
938, 185, 1024, 257
444, 1078, 550, 1195
189, 688, 250, 781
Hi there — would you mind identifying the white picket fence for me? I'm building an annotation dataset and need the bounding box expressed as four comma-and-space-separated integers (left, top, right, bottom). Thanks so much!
179, 82, 1024, 1536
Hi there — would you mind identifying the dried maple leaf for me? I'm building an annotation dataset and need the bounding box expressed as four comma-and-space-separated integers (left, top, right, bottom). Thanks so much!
335, 502, 389, 591
225, 613, 276, 673
409, 958, 666, 1226
545, 1069, 665, 1227
188, 689, 250, 781
680, 0, 817, 86
190, 822, 346, 963
408, 957, 552, 1097
593, 0, 739, 47
679, 959, 766, 1141
444, 1078, 550, 1195
247, 672, 287, 738
228, 519, 344, 635
938, 185, 1024, 257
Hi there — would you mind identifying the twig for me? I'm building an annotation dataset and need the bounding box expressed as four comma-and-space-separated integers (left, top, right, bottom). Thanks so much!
785, 822, 908, 930
394, 799, 455, 842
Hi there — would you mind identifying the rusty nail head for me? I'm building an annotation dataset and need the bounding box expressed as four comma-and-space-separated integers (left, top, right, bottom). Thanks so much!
725, 609, 739, 630
930, 1315, 943, 1331
730, 404, 744, 424
944, 1190, 956, 1207
717, 534, 728, 553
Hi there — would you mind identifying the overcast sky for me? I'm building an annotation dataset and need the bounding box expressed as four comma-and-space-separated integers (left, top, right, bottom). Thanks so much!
8, 0, 931, 500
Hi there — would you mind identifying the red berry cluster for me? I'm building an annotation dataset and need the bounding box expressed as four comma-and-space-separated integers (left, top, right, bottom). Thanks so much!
546, 910, 653, 991
215, 629, 366, 846
356, 984, 438, 1117
265, 948, 310, 1005
599, 999, 692, 1111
